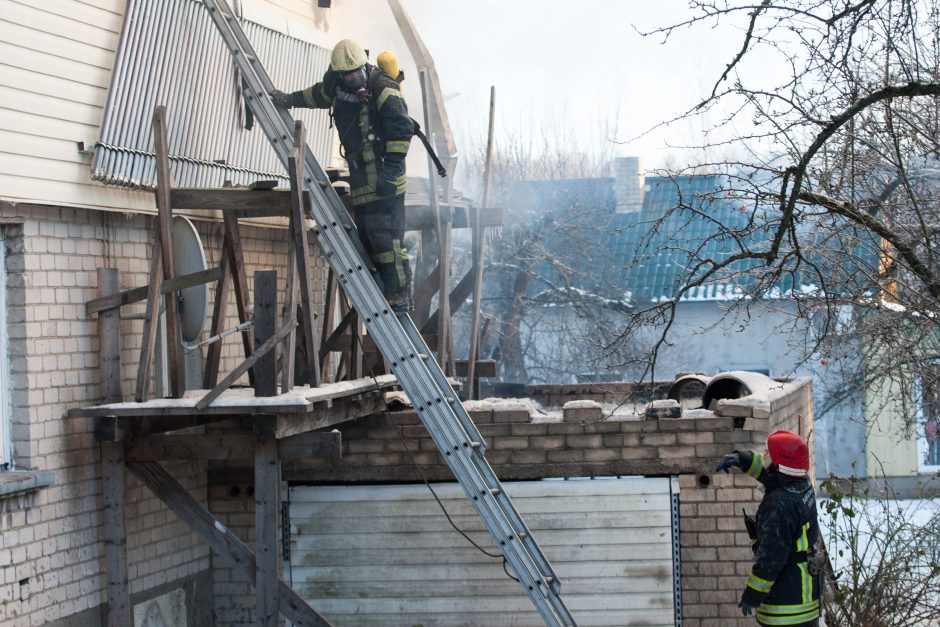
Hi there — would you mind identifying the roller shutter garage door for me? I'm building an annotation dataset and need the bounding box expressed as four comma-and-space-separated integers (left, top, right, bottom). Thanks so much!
288, 477, 679, 626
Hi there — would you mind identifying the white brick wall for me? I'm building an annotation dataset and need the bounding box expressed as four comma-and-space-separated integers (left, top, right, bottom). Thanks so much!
0, 203, 325, 624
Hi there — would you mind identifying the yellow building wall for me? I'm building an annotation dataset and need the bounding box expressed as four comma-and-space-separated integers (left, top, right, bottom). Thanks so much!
865, 371, 919, 477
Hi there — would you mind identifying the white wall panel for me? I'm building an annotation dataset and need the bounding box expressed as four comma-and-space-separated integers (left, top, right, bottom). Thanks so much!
289, 477, 678, 627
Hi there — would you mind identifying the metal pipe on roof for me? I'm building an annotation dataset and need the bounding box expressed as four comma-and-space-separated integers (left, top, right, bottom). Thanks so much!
92, 0, 333, 191
151, 0, 190, 190
127, 0, 171, 189
144, 0, 184, 189
216, 21, 243, 186
161, 0, 193, 190
108, 0, 154, 186
93, 0, 137, 182
204, 14, 233, 187
192, 20, 216, 187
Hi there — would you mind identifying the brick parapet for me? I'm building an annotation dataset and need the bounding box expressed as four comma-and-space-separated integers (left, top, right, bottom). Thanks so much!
294, 376, 813, 625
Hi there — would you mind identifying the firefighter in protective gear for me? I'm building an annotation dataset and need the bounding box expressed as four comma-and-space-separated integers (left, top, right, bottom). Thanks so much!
716, 430, 821, 626
270, 39, 414, 312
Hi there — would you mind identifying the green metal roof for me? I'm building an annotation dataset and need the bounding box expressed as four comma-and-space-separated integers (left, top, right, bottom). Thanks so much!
503, 174, 879, 304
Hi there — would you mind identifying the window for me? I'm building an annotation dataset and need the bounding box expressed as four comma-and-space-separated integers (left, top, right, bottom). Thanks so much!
914, 361, 940, 471
0, 231, 10, 468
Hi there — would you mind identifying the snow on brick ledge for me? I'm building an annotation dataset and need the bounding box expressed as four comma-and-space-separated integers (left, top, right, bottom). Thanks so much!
562, 400, 602, 422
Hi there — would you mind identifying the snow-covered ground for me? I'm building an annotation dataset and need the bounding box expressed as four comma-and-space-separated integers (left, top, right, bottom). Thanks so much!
819, 497, 940, 570
818, 497, 940, 626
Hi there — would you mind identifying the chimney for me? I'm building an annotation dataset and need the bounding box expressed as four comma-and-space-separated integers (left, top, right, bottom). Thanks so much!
613, 156, 645, 213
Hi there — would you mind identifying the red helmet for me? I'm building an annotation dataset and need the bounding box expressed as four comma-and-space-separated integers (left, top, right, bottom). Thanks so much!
766, 430, 809, 477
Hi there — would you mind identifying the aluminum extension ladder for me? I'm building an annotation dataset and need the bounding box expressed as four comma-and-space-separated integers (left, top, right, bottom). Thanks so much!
200, 1, 577, 624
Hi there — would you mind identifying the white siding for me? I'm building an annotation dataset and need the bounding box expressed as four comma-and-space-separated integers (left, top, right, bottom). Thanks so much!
0, 230, 8, 466
0, 0, 429, 213
0, 0, 134, 209
289, 477, 677, 626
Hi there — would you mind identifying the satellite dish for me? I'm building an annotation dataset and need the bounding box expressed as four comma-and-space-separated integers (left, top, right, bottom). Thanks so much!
171, 216, 208, 344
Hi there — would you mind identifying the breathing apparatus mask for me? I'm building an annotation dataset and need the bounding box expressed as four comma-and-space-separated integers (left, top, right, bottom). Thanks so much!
341, 67, 368, 103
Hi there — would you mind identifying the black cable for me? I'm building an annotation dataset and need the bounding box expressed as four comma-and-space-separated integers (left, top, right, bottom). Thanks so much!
363, 357, 519, 582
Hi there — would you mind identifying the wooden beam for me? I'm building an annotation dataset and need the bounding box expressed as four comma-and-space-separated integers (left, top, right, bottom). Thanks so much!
94, 414, 233, 442
196, 321, 297, 410
153, 106, 184, 397
124, 432, 342, 462
97, 269, 122, 404
387, 0, 458, 174
72, 374, 400, 420
255, 427, 280, 627
281, 230, 298, 394
223, 212, 254, 372
102, 442, 130, 626
170, 188, 306, 214
253, 270, 278, 397
267, 395, 385, 440
204, 250, 231, 389
126, 461, 332, 626
318, 270, 337, 381
86, 267, 223, 316
287, 124, 320, 387
97, 269, 129, 626
135, 238, 163, 402
467, 86, 496, 399
318, 309, 357, 359
150, 125, 180, 384
422, 268, 475, 335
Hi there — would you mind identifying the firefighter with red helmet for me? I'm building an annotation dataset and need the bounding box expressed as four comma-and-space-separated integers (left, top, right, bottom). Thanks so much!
716, 430, 821, 626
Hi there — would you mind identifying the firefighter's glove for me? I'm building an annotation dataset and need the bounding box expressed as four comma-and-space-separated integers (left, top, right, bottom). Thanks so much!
270, 90, 292, 108
738, 600, 756, 616
375, 178, 398, 198
740, 584, 763, 615
716, 451, 743, 473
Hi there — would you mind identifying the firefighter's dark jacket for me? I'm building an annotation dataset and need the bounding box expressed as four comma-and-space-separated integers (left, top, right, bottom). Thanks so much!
285, 64, 412, 207
738, 450, 820, 626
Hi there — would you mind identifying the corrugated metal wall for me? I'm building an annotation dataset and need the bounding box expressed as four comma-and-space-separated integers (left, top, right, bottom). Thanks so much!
289, 477, 678, 626
91, 0, 333, 190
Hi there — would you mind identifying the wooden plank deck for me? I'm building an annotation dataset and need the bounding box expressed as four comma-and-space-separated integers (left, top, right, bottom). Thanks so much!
70, 374, 399, 418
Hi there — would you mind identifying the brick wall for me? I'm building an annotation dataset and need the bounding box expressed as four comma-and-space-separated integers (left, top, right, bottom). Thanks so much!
284, 376, 813, 626
0, 204, 322, 625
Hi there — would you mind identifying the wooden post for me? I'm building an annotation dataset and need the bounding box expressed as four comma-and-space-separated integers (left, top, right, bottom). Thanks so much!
98, 268, 122, 403
254, 270, 277, 397
319, 270, 337, 382
287, 122, 321, 387
97, 267, 130, 626
281, 213, 298, 393
223, 211, 254, 381
203, 249, 230, 389
467, 86, 495, 399
135, 237, 163, 402
420, 70, 452, 374
152, 106, 184, 398
254, 417, 280, 627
